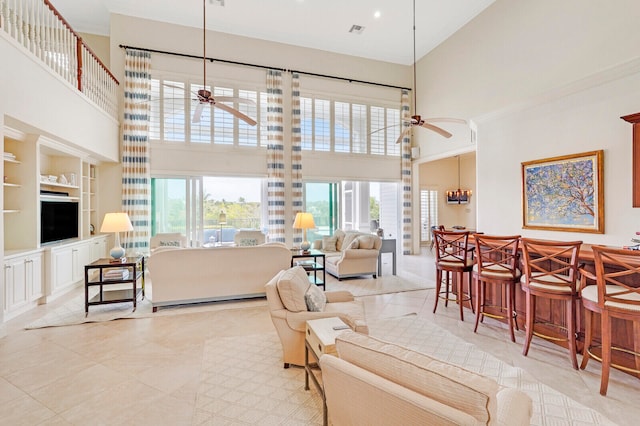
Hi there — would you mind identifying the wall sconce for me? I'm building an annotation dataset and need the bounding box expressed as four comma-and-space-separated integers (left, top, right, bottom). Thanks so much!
446, 156, 472, 204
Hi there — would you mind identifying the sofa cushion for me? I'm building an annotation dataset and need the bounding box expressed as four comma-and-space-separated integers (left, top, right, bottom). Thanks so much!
237, 238, 258, 246
335, 331, 498, 424
357, 234, 376, 250
322, 236, 338, 252
334, 230, 346, 251
276, 266, 310, 312
304, 284, 327, 312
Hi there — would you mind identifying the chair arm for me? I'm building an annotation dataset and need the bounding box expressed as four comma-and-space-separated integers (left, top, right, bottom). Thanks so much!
325, 291, 355, 303
496, 388, 533, 426
578, 266, 596, 291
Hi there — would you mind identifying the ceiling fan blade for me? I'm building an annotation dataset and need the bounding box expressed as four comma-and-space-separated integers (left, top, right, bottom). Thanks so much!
215, 96, 257, 106
370, 124, 401, 136
420, 122, 453, 138
395, 127, 410, 144
192, 102, 205, 124
424, 117, 467, 125
214, 102, 257, 126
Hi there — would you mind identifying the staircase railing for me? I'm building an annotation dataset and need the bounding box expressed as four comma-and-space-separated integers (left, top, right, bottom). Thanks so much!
0, 0, 119, 119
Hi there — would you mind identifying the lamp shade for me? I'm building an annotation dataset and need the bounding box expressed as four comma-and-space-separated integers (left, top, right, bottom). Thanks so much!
218, 211, 227, 225
293, 212, 315, 229
100, 212, 134, 233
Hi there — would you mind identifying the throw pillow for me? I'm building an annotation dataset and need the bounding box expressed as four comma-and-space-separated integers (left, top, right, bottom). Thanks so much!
356, 235, 376, 250
341, 232, 360, 251
322, 236, 338, 252
159, 240, 181, 247
304, 284, 327, 312
276, 266, 311, 312
238, 238, 257, 246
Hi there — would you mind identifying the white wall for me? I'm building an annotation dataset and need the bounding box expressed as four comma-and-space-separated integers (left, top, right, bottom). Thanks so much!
414, 0, 640, 246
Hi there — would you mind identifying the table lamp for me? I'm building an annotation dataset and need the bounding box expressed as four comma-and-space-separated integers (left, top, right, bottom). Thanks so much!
100, 212, 133, 260
293, 212, 315, 252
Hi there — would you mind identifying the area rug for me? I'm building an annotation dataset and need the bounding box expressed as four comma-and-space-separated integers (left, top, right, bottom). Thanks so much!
194, 320, 615, 426
325, 273, 434, 296
24, 273, 432, 329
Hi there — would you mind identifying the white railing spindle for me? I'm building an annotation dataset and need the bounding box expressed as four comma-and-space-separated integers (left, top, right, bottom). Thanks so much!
0, 0, 119, 119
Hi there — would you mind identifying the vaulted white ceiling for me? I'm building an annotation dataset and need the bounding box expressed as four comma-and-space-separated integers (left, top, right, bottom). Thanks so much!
51, 0, 495, 65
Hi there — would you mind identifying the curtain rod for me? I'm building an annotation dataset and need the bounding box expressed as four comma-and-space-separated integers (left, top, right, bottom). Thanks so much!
118, 44, 412, 91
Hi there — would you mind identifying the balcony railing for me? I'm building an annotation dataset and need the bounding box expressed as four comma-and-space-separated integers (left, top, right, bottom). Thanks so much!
0, 0, 119, 119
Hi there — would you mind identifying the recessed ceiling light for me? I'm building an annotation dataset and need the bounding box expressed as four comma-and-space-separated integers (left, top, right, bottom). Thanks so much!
374, 11, 381, 19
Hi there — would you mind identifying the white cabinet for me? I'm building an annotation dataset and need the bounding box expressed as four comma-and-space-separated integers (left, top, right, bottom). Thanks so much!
90, 235, 108, 262
47, 240, 91, 299
3, 250, 44, 320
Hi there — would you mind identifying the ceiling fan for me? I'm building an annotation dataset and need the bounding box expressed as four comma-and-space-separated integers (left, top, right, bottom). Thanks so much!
391, 0, 466, 143
191, 0, 257, 125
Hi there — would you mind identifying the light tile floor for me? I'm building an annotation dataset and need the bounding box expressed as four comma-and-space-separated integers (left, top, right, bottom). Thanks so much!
0, 249, 639, 425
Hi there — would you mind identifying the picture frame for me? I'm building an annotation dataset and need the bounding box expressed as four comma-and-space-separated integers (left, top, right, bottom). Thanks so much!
522, 150, 604, 233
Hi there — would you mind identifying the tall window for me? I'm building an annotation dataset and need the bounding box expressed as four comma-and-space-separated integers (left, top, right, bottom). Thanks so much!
152, 176, 265, 246
420, 189, 439, 244
148, 77, 265, 146
300, 95, 400, 155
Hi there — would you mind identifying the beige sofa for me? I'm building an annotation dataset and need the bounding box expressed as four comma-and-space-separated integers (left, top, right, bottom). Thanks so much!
313, 230, 382, 280
321, 331, 533, 426
148, 243, 291, 311
265, 267, 368, 367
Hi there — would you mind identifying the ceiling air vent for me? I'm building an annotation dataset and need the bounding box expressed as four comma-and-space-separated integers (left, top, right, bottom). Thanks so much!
210, 0, 224, 6
349, 25, 365, 34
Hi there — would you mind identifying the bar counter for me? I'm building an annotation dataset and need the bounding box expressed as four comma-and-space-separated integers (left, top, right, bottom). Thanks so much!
457, 241, 639, 376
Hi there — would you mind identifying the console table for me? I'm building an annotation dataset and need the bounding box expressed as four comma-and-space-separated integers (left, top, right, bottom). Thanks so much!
305, 317, 348, 426
84, 256, 145, 314
378, 238, 396, 276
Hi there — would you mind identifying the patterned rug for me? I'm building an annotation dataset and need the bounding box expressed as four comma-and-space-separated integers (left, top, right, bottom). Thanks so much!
194, 318, 616, 426
24, 274, 432, 329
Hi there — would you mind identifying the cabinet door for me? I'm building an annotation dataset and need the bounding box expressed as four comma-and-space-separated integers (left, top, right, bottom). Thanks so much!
51, 248, 74, 294
90, 237, 107, 262
72, 242, 91, 283
3, 258, 27, 313
27, 253, 44, 301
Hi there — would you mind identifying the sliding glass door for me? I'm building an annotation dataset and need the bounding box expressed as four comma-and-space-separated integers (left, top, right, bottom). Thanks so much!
151, 176, 203, 247
304, 182, 339, 243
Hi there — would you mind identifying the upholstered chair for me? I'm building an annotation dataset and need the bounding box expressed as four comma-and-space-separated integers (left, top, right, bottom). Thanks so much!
265, 266, 368, 368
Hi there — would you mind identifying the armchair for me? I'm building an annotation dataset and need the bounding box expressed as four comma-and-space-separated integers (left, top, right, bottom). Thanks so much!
265, 266, 368, 368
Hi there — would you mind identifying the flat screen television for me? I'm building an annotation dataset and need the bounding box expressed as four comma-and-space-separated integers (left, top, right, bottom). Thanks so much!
40, 200, 79, 244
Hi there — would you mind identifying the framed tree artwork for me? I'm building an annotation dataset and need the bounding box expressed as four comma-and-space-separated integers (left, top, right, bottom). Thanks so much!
522, 150, 604, 233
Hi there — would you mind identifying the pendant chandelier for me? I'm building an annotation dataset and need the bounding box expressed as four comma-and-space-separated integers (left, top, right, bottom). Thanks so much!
446, 156, 472, 204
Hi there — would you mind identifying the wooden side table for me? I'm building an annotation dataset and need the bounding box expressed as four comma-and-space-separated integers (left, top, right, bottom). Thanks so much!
305, 317, 349, 426
84, 256, 145, 314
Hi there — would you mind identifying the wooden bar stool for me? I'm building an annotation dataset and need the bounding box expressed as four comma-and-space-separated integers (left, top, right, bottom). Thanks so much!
473, 234, 521, 342
520, 238, 582, 369
432, 229, 474, 321
580, 245, 640, 396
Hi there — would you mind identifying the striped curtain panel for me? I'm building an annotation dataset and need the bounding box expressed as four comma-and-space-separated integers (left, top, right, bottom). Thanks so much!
121, 49, 151, 254
266, 69, 286, 243
291, 73, 303, 246
401, 89, 412, 255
